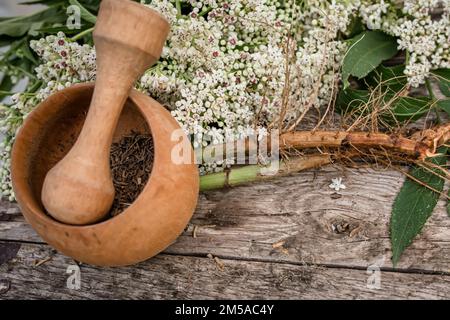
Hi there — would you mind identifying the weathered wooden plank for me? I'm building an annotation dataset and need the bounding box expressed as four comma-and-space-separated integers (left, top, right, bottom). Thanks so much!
1, 166, 449, 272
0, 241, 448, 299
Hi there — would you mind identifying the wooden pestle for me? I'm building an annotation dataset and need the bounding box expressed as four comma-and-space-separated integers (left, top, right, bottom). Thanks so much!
41, 0, 170, 225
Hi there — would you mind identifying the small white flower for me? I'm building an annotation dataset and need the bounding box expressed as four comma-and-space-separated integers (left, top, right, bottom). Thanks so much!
329, 177, 346, 192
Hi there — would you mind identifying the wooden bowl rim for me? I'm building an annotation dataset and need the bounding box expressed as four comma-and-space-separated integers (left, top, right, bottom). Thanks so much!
12, 83, 176, 230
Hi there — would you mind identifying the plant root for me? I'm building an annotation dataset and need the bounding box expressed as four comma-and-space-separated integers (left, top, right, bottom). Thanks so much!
280, 127, 448, 159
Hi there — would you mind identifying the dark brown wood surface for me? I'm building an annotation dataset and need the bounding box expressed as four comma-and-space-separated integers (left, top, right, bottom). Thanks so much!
1, 166, 449, 299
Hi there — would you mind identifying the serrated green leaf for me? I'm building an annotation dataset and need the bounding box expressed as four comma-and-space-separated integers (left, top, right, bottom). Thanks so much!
69, 0, 97, 24
342, 31, 398, 89
390, 147, 448, 266
431, 69, 450, 97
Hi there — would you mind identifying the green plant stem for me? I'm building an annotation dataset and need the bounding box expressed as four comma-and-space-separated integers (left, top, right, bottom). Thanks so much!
10, 65, 36, 80
70, 27, 94, 41
175, 0, 182, 18
425, 78, 442, 124
199, 155, 331, 191
425, 78, 436, 100
198, 7, 212, 17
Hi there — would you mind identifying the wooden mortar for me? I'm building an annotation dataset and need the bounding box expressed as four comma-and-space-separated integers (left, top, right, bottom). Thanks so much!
41, 0, 170, 225
11, 83, 199, 266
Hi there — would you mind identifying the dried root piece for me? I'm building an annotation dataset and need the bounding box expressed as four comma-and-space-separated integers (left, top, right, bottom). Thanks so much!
280, 127, 449, 160
411, 122, 450, 158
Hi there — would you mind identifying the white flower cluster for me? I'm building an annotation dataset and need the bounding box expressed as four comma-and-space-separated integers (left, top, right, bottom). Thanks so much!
30, 33, 96, 99
395, 1, 450, 87
403, 0, 446, 18
360, 0, 450, 87
141, 0, 354, 172
359, 0, 390, 30
0, 32, 96, 200
1, 1, 449, 199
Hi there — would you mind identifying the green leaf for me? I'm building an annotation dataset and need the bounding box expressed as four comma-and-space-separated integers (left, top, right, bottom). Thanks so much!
431, 69, 450, 97
0, 75, 14, 99
0, 6, 63, 37
0, 23, 30, 38
335, 88, 369, 114
389, 96, 431, 122
437, 99, 450, 116
69, 0, 97, 24
0, 35, 16, 47
390, 147, 448, 266
440, 83, 450, 97
19, 40, 38, 64
342, 31, 398, 89
36, 24, 90, 35
366, 64, 407, 92
336, 88, 431, 122
75, 0, 101, 12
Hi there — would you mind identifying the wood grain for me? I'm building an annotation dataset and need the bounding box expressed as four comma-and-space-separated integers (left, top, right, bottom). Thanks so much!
0, 242, 448, 299
1, 167, 449, 272
1, 166, 449, 299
